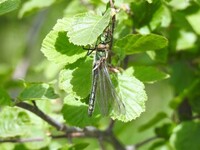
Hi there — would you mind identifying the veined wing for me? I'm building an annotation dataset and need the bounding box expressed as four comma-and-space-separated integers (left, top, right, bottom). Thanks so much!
96, 61, 125, 116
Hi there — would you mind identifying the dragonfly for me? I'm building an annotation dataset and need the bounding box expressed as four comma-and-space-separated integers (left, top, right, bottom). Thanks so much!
87, 42, 125, 117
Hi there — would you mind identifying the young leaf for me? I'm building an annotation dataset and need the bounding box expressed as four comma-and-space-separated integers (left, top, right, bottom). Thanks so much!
111, 67, 147, 122
59, 57, 93, 99
170, 121, 200, 150
133, 66, 169, 83
53, 17, 73, 32
18, 83, 58, 101
115, 34, 168, 55
0, 0, 20, 15
67, 9, 111, 46
0, 88, 12, 106
61, 96, 100, 128
41, 30, 85, 67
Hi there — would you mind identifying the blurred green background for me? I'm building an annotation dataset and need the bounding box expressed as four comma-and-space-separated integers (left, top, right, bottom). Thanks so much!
1, 0, 200, 150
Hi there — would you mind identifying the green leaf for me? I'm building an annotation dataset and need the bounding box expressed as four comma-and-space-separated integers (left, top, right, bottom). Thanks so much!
61, 143, 89, 150
41, 30, 85, 67
63, 0, 88, 17
23, 126, 51, 149
155, 123, 175, 139
61, 96, 100, 128
0, 107, 31, 138
59, 57, 93, 99
111, 67, 147, 122
133, 66, 169, 83
149, 140, 171, 150
18, 0, 56, 18
186, 9, 200, 35
168, 0, 191, 10
67, 9, 111, 46
170, 79, 200, 109
0, 0, 20, 15
146, 48, 168, 63
170, 121, 200, 150
115, 34, 168, 55
53, 17, 74, 32
146, 0, 152, 3
175, 30, 197, 50
139, 112, 168, 132
18, 83, 58, 101
0, 88, 12, 106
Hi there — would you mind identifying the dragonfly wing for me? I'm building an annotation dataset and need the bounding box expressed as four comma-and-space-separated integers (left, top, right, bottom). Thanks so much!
96, 62, 125, 116
96, 64, 110, 115
101, 63, 126, 115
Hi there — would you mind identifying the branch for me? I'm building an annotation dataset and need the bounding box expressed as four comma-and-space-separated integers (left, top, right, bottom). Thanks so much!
0, 138, 44, 143
106, 119, 115, 132
15, 102, 125, 149
16, 102, 68, 133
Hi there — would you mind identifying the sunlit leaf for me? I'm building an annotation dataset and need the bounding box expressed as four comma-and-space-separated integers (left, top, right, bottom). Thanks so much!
168, 0, 191, 10
41, 30, 85, 67
18, 83, 58, 101
0, 107, 31, 138
111, 67, 147, 122
176, 30, 197, 50
115, 34, 168, 55
0, 0, 20, 15
59, 57, 93, 99
53, 17, 73, 32
186, 9, 200, 35
67, 9, 111, 46
23, 126, 51, 149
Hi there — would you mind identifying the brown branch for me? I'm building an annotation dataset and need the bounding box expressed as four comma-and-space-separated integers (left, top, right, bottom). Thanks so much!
15, 102, 125, 149
106, 119, 115, 132
108, 0, 116, 63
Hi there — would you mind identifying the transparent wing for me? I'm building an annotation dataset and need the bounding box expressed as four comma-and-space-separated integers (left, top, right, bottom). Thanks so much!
95, 62, 125, 116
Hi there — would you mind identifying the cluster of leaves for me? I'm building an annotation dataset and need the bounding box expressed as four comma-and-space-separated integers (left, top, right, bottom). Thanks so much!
1, 0, 200, 150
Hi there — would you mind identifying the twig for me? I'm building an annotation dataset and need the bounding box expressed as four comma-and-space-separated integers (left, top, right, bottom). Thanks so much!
108, 0, 116, 63
0, 138, 44, 143
134, 136, 158, 148
15, 102, 125, 149
106, 119, 115, 132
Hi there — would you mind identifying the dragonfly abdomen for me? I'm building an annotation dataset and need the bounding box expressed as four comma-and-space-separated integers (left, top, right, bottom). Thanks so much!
88, 69, 98, 116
